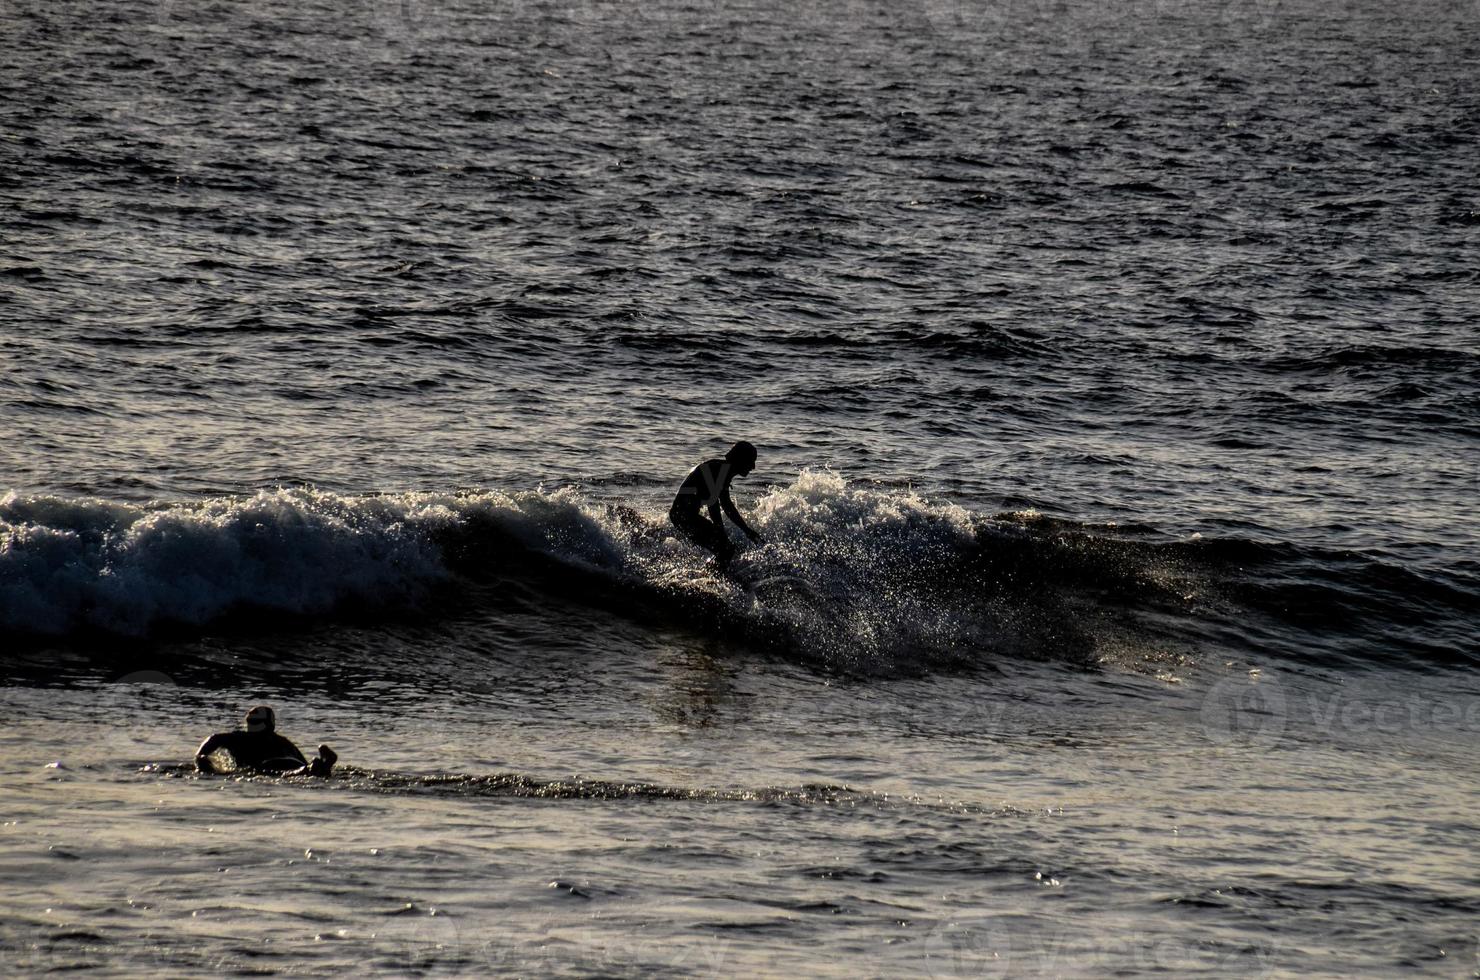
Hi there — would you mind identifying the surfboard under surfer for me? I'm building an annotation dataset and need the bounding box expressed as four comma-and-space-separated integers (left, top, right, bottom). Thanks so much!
195, 705, 337, 777
669, 441, 763, 570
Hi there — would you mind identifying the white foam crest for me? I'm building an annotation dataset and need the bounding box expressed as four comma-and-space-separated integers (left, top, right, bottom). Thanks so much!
451, 485, 629, 568
0, 489, 451, 635
751, 468, 977, 557
0, 485, 643, 637
715, 471, 994, 670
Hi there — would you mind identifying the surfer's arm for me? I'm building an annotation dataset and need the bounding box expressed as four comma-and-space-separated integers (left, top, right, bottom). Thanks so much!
720, 489, 762, 543
195, 734, 227, 773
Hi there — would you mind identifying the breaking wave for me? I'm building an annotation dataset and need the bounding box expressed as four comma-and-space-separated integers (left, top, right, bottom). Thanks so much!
2, 472, 1471, 671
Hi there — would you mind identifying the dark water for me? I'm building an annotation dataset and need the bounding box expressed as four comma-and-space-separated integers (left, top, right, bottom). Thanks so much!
2, 0, 1479, 976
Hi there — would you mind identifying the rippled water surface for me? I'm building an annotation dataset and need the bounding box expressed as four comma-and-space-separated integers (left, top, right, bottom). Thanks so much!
3, 0, 1478, 975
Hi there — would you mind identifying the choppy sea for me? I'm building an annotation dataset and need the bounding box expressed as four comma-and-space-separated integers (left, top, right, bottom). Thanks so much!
2, 0, 1478, 975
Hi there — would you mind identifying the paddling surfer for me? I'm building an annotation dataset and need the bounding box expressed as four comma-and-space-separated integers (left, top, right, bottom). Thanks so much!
195, 706, 337, 777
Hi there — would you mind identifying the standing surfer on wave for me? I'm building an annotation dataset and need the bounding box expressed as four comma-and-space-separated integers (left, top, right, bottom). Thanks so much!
195, 705, 337, 777
669, 441, 764, 571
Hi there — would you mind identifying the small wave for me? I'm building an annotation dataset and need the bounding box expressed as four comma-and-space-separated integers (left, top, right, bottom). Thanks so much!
1264, 344, 1479, 376
2, 475, 1469, 671
1102, 180, 1182, 198
0, 477, 1094, 670
139, 763, 1000, 812
877, 325, 1050, 360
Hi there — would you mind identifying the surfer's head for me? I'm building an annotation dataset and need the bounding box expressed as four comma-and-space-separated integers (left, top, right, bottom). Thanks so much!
244, 705, 276, 733
726, 440, 758, 476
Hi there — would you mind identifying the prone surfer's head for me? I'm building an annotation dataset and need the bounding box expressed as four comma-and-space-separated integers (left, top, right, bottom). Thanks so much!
244, 705, 276, 733
726, 440, 757, 476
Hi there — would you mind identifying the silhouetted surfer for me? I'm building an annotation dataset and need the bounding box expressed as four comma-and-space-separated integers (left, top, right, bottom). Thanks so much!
670, 441, 763, 570
195, 706, 337, 777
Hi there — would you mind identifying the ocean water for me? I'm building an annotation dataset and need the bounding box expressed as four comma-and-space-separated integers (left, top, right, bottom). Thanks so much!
2, 0, 1479, 975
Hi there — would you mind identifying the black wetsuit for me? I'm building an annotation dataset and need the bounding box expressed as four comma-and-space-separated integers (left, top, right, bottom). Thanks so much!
669, 458, 742, 565
196, 730, 309, 774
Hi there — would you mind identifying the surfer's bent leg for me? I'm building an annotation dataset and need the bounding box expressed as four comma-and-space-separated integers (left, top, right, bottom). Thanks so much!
669, 504, 735, 566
